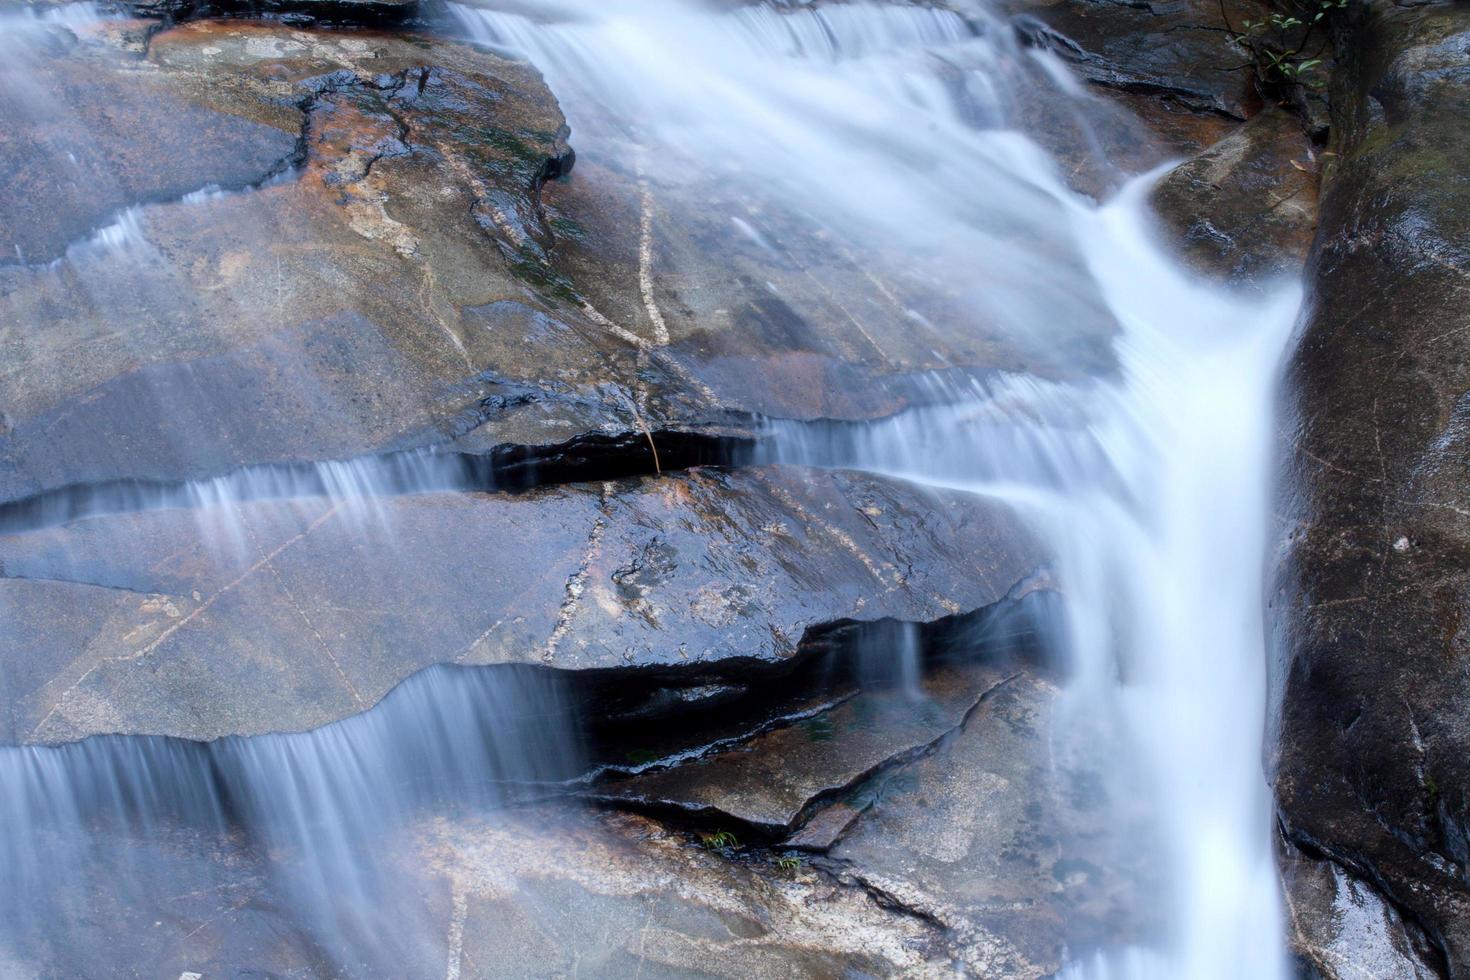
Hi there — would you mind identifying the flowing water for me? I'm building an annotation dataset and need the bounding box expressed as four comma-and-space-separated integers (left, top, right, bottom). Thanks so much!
766, 180, 1299, 978
0, 1, 1300, 976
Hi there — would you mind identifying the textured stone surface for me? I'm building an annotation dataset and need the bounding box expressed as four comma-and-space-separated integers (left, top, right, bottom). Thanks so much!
0, 466, 1041, 743
1004, 0, 1273, 195
595, 661, 1014, 833
1273, 1, 1470, 973
0, 21, 582, 498
1008, 0, 1263, 118
413, 806, 956, 979
1151, 105, 1319, 286
1281, 842, 1443, 979
821, 671, 1159, 978
0, 15, 1126, 504
0, 17, 297, 264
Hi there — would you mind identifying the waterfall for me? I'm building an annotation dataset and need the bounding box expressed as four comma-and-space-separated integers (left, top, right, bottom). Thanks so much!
0, 1, 1302, 975
456, 1, 1300, 975
0, 664, 582, 973
764, 178, 1299, 978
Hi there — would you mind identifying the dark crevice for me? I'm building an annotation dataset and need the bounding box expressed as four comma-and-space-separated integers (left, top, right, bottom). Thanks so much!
581, 593, 1051, 760
0, 428, 752, 536
816, 864, 955, 933
123, 0, 434, 29
579, 593, 1055, 845
586, 692, 859, 784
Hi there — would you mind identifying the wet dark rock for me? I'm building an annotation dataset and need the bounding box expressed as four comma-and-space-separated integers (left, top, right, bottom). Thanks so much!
1150, 105, 1319, 286
126, 0, 424, 28
592, 661, 1015, 836
1008, 0, 1262, 119
1274, 1, 1470, 973
1280, 837, 1445, 979
1003, 0, 1274, 194
0, 466, 1042, 743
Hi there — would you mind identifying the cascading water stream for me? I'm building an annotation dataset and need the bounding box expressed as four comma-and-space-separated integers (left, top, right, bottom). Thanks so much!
457, 2, 1302, 974
765, 178, 1300, 978
0, 1, 1301, 976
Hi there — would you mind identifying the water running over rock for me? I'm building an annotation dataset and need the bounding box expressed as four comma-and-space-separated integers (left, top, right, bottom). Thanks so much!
0, 0, 1306, 975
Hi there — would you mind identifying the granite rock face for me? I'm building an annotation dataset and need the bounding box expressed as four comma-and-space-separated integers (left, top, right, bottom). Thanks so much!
0, 12, 1063, 748
1274, 1, 1470, 974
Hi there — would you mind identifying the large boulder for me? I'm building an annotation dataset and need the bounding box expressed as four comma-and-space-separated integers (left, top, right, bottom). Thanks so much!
1274, 1, 1470, 974
579, 666, 1153, 978
1150, 105, 1320, 287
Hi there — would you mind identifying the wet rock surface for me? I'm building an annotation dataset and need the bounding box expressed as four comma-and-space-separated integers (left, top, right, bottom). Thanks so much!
1009, 0, 1259, 116
128, 0, 423, 27
594, 660, 1015, 835
6, 822, 331, 980
1275, 0, 1470, 973
0, 12, 1126, 504
1150, 105, 1319, 286
0, 17, 297, 264
411, 669, 1149, 980
818, 671, 1157, 976
1007, 0, 1265, 153
1280, 840, 1444, 980
0, 465, 1041, 743
0, 20, 584, 498
414, 805, 953, 979
21, 0, 1470, 976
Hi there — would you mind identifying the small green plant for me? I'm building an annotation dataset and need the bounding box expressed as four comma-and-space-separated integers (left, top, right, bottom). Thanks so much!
1223, 0, 1348, 93
775, 855, 804, 874
701, 830, 740, 850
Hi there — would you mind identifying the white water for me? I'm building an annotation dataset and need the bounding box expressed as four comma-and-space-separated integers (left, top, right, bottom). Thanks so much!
453, 0, 1132, 356
0, 0, 1301, 975
771, 181, 1299, 977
